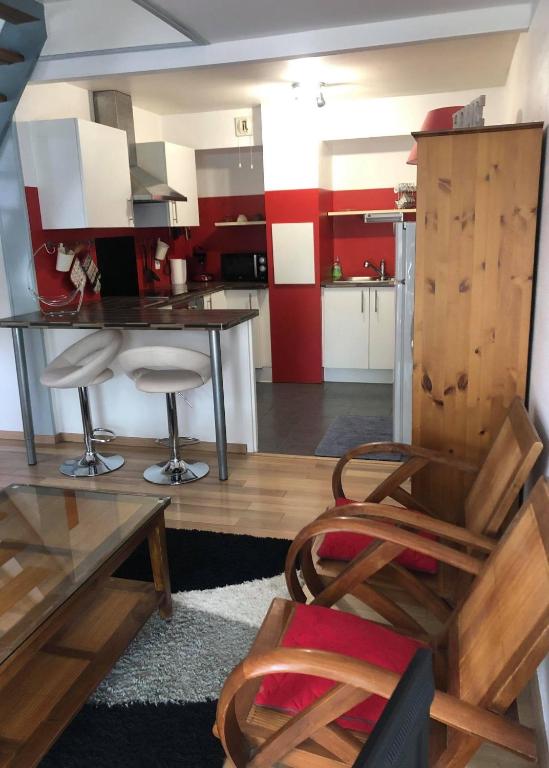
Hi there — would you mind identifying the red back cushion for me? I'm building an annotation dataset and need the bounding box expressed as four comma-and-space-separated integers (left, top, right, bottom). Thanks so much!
255, 603, 425, 733
316, 498, 438, 574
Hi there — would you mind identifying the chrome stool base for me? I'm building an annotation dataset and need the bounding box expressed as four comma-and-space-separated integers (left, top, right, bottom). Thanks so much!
144, 458, 209, 486
60, 451, 125, 478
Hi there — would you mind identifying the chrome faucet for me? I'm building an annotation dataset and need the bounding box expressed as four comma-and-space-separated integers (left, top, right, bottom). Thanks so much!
363, 259, 386, 280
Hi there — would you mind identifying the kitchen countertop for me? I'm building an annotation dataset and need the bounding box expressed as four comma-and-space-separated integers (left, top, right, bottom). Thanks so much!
0, 296, 258, 331
321, 278, 396, 287
144, 281, 268, 301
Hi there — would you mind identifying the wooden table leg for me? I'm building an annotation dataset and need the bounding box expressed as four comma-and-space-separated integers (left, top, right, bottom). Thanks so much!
147, 513, 173, 619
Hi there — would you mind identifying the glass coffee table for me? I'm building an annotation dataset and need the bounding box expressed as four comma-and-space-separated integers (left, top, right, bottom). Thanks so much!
0, 483, 172, 767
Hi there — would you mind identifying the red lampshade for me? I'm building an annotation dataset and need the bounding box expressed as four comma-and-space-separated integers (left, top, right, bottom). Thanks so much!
407, 106, 464, 165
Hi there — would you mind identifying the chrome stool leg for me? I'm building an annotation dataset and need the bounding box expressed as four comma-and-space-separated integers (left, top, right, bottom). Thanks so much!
144, 392, 209, 485
59, 387, 125, 478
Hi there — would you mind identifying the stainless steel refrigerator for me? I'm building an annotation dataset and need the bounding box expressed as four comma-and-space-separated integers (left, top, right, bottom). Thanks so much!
393, 222, 416, 444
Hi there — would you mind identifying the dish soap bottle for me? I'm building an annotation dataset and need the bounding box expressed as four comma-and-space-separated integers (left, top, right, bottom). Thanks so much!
332, 255, 342, 281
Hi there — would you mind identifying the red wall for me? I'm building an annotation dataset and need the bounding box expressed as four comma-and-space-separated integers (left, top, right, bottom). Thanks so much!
265, 189, 325, 384
331, 188, 397, 278
187, 194, 266, 280
25, 186, 176, 301
25, 188, 267, 300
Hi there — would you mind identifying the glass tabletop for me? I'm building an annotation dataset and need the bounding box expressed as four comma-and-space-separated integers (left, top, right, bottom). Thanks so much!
0, 484, 170, 666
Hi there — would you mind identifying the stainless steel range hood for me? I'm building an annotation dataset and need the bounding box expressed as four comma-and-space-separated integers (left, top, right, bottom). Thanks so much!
93, 90, 187, 203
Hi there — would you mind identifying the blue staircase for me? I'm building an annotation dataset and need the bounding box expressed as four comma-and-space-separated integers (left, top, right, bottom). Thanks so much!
0, 0, 46, 146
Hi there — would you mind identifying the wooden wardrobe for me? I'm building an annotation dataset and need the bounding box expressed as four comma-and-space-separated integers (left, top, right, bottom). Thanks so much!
412, 122, 543, 523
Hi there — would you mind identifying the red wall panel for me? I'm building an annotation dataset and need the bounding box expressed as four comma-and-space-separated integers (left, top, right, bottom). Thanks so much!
187, 195, 266, 280
25, 188, 267, 300
331, 188, 397, 279
265, 189, 324, 383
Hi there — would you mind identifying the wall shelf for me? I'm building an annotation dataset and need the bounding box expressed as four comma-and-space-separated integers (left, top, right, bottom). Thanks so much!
214, 220, 266, 227
327, 209, 416, 217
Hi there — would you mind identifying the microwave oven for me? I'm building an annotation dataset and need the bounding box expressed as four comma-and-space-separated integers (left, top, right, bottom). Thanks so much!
221, 252, 268, 283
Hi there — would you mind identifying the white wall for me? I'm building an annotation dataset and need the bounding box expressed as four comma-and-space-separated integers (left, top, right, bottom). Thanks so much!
163, 106, 261, 150
133, 105, 164, 142
503, 3, 549, 763
261, 99, 324, 191
328, 136, 416, 190
318, 86, 506, 141
196, 148, 264, 197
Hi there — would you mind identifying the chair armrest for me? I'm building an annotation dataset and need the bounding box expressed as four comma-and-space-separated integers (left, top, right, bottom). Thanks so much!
332, 443, 478, 502
287, 516, 484, 583
320, 502, 496, 553
219, 648, 536, 762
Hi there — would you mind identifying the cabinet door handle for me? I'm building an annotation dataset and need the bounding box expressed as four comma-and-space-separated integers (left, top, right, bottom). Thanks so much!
172, 201, 179, 224
375, 290, 379, 313
249, 293, 252, 310
361, 290, 365, 314
127, 198, 134, 223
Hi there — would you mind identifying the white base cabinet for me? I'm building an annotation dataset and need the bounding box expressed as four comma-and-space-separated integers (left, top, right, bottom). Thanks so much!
322, 286, 395, 381
369, 287, 396, 370
23, 118, 133, 229
322, 287, 370, 369
207, 289, 271, 370
225, 289, 271, 370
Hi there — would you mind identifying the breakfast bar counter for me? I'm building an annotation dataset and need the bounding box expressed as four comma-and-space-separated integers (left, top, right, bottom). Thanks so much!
0, 297, 259, 480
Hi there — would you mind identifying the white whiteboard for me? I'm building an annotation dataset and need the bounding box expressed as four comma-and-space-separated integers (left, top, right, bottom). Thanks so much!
272, 222, 316, 285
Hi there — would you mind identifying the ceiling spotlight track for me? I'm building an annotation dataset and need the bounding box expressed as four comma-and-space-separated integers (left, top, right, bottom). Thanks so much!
292, 81, 326, 108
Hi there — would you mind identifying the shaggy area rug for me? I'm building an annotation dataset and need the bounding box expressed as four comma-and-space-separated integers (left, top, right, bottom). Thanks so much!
39, 529, 290, 768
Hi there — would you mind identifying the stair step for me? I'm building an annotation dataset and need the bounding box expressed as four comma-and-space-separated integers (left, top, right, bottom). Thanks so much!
0, 2, 38, 24
0, 47, 24, 64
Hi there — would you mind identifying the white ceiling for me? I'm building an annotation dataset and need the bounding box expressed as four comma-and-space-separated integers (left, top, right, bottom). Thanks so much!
72, 32, 519, 114
125, 0, 530, 43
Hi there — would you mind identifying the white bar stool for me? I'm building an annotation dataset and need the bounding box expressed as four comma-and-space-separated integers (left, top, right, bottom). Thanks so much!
40, 329, 125, 477
118, 346, 211, 485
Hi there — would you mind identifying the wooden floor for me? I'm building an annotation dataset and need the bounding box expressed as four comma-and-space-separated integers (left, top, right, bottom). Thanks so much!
0, 439, 396, 539
0, 439, 534, 767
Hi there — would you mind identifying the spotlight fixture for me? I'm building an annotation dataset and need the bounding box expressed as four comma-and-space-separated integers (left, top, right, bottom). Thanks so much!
292, 81, 327, 108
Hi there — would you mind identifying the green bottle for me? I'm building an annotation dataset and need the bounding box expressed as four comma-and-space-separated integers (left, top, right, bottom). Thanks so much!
332, 256, 342, 280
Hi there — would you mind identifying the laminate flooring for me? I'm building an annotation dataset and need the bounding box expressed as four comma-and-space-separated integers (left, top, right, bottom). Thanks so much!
0, 439, 536, 766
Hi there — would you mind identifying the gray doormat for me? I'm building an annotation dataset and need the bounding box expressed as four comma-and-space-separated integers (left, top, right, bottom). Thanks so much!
315, 415, 398, 461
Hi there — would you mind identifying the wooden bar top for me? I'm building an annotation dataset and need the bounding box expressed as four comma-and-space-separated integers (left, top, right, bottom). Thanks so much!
0, 297, 258, 331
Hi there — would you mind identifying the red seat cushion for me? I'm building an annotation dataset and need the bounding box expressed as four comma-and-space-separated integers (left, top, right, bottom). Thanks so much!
316, 497, 438, 574
255, 603, 425, 733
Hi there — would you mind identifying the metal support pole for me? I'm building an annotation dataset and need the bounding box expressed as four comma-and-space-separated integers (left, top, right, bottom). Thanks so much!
208, 329, 228, 481
77, 387, 94, 457
11, 327, 36, 465
166, 392, 180, 463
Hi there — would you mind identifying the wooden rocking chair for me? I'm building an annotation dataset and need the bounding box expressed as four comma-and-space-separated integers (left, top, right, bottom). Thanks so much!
216, 477, 549, 768
287, 397, 542, 632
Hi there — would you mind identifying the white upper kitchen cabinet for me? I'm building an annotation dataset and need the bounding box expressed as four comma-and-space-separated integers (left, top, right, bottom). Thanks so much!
323, 287, 370, 369
369, 286, 395, 370
133, 142, 199, 228
26, 119, 133, 229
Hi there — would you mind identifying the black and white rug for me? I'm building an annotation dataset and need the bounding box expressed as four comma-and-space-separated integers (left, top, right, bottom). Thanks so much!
39, 529, 290, 768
